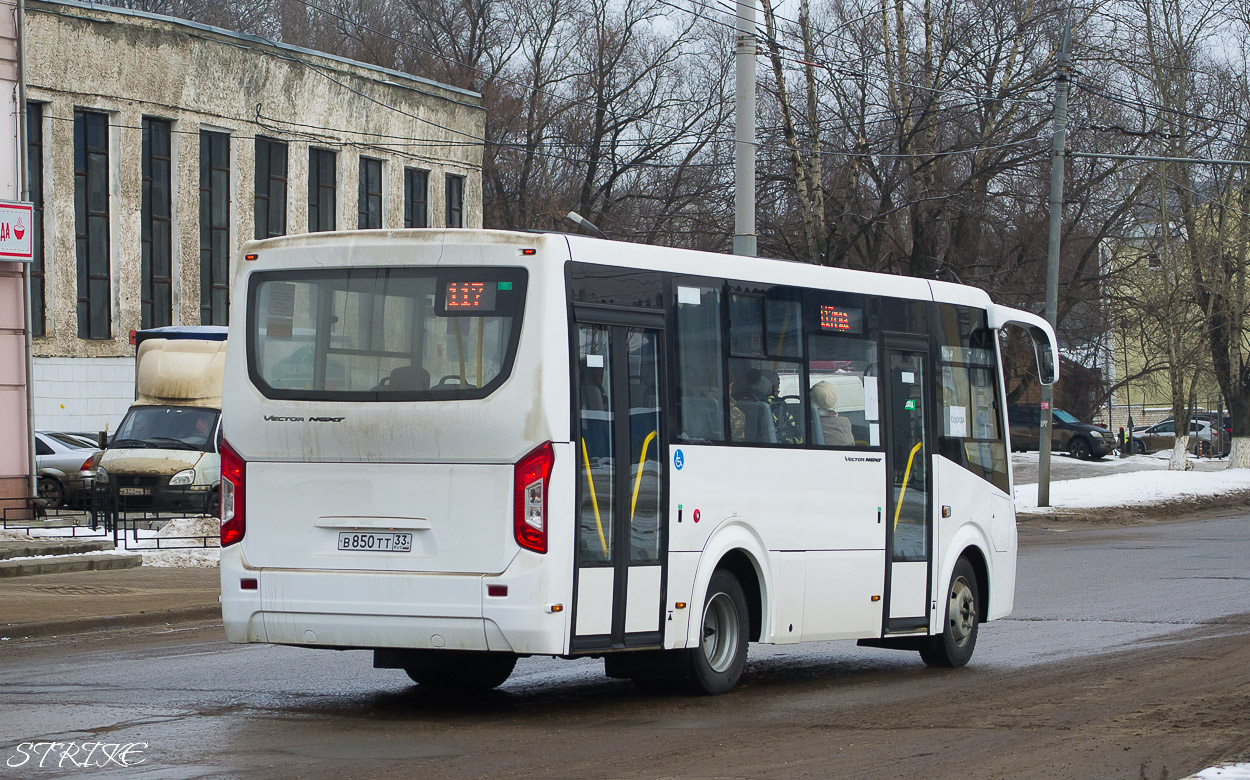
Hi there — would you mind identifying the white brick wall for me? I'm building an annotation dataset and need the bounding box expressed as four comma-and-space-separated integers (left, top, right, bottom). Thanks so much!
33, 357, 135, 434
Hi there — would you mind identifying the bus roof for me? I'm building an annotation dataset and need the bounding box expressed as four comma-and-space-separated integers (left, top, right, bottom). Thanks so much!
240, 228, 997, 310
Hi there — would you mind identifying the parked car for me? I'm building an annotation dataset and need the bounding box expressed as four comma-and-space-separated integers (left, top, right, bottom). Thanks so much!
1007, 405, 1116, 460
1131, 418, 1229, 456
34, 431, 101, 509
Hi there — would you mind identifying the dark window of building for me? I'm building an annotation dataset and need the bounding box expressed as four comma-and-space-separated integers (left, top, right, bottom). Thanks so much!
199, 130, 230, 326
254, 137, 287, 239
27, 103, 45, 337
358, 157, 383, 229
445, 173, 464, 228
404, 168, 428, 228
141, 118, 173, 329
74, 110, 111, 340
308, 148, 336, 232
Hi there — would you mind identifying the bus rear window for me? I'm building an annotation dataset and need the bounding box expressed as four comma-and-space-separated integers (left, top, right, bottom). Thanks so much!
247, 268, 526, 401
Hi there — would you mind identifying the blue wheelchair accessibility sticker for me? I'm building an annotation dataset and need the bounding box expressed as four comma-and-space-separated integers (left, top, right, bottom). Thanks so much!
674, 449, 685, 470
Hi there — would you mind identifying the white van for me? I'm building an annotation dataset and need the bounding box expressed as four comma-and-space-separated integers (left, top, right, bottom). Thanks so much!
95, 326, 226, 514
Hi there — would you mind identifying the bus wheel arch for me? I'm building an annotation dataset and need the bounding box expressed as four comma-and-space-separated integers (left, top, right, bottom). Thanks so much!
715, 549, 763, 642
958, 544, 989, 621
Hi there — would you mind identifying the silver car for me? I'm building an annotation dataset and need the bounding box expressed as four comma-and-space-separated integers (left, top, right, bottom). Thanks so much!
34, 431, 101, 509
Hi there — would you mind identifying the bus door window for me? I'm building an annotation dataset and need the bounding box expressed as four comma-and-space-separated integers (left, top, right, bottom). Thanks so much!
888, 351, 928, 561
935, 305, 1008, 493
626, 328, 661, 564
577, 325, 614, 565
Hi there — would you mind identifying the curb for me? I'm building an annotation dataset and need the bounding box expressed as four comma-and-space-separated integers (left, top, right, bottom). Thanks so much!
0, 554, 143, 578
0, 540, 116, 561
1, 604, 223, 640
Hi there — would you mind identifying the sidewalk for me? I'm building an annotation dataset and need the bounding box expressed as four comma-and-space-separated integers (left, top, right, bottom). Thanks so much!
0, 566, 221, 640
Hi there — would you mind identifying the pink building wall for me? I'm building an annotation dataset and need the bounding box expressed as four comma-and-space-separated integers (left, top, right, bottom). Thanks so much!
1, 0, 34, 516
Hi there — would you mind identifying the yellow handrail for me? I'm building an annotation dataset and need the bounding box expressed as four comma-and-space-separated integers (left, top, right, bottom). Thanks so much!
581, 438, 609, 556
893, 441, 925, 531
630, 430, 657, 524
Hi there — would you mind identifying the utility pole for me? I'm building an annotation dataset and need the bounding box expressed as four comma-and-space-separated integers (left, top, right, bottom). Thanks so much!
733, 0, 757, 257
1038, 21, 1071, 508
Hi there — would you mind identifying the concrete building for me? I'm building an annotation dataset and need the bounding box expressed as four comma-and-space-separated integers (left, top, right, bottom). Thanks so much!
21, 0, 485, 433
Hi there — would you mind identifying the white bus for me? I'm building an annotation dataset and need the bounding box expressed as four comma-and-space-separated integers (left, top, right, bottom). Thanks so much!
220, 229, 1057, 694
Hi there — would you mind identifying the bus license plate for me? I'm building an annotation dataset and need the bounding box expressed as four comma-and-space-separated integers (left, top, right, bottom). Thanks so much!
337, 531, 412, 553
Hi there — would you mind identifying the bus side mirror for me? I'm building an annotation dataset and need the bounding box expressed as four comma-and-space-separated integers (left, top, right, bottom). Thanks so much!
1030, 327, 1057, 385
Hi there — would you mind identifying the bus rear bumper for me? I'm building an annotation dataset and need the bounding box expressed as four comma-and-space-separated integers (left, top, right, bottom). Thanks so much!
220, 547, 567, 655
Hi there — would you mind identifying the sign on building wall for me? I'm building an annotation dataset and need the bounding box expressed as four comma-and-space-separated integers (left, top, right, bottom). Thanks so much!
0, 200, 34, 261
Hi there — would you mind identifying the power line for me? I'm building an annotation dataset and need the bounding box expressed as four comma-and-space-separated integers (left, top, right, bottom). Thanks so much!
1074, 80, 1246, 131
1070, 151, 1250, 166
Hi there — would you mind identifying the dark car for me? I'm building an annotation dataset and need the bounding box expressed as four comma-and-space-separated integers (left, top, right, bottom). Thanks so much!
1007, 405, 1116, 460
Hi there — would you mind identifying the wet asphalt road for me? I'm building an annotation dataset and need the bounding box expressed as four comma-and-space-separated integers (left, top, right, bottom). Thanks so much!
2, 512, 1248, 779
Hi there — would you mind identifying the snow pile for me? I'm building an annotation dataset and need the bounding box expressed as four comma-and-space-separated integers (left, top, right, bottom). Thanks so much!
141, 548, 219, 568
1015, 468, 1250, 514
0, 529, 34, 541
131, 516, 221, 568
155, 516, 220, 544
1185, 764, 1250, 779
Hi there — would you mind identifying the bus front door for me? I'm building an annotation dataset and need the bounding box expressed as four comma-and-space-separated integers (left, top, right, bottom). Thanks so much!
571, 315, 667, 651
883, 341, 932, 634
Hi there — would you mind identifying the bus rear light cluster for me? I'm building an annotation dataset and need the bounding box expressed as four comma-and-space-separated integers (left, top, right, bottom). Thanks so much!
514, 442, 554, 554
220, 438, 246, 547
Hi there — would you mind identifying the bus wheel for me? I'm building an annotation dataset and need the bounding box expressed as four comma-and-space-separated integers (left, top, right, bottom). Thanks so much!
689, 570, 748, 695
920, 558, 980, 668
405, 652, 517, 690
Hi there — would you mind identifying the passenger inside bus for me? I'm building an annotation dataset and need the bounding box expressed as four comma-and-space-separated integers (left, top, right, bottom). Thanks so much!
730, 369, 776, 444
810, 381, 855, 447
762, 370, 803, 445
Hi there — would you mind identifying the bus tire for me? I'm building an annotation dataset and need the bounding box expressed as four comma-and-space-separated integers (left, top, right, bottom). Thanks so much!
688, 570, 748, 695
405, 652, 517, 690
920, 557, 980, 668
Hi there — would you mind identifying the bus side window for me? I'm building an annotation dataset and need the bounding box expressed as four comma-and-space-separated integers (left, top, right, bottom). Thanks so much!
807, 334, 877, 449
675, 284, 725, 443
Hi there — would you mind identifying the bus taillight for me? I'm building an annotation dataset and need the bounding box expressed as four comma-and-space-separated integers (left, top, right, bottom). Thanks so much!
220, 438, 246, 547
514, 442, 554, 554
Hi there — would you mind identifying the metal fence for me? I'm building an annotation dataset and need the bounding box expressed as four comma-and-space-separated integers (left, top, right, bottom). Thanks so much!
1, 485, 220, 551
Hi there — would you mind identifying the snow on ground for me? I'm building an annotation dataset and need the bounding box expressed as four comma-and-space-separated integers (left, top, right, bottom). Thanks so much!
1186, 765, 1250, 780
1011, 451, 1224, 469
1015, 467, 1250, 514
